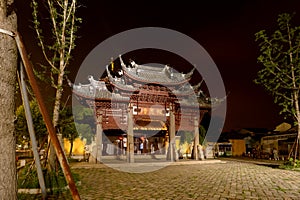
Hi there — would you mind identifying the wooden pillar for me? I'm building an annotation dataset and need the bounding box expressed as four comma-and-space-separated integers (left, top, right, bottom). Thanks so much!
167, 109, 176, 161
127, 106, 134, 163
193, 117, 199, 160
95, 114, 103, 163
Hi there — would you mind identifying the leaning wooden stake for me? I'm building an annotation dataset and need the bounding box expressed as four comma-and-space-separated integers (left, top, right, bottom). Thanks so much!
0, 27, 81, 199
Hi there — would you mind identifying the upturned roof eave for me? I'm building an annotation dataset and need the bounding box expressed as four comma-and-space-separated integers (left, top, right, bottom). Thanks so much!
72, 89, 130, 103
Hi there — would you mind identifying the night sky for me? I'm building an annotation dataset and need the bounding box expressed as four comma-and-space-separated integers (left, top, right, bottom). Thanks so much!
16, 0, 300, 132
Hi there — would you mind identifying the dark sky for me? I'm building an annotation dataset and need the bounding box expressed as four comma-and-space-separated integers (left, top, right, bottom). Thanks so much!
16, 0, 300, 132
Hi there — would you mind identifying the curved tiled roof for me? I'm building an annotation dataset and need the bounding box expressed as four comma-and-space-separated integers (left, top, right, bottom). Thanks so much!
70, 56, 218, 110
71, 81, 129, 101
120, 55, 193, 85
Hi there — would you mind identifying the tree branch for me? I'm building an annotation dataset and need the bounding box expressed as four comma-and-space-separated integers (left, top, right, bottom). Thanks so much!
65, 0, 76, 69
268, 58, 293, 83
47, 0, 60, 47
66, 0, 75, 23
32, 0, 56, 70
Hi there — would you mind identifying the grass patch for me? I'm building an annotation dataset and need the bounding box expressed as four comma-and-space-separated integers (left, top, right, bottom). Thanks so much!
18, 163, 80, 199
279, 158, 300, 170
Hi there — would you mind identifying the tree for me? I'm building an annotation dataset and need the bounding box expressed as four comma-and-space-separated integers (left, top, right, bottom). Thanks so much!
76, 123, 93, 145
199, 125, 207, 145
15, 100, 47, 148
58, 106, 78, 158
15, 102, 81, 157
255, 13, 300, 161
73, 105, 95, 144
0, 0, 18, 198
31, 0, 81, 169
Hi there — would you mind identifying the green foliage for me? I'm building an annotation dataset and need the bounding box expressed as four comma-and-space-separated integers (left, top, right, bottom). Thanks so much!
18, 165, 40, 189
31, 0, 81, 73
15, 101, 82, 148
76, 123, 93, 144
199, 125, 207, 145
178, 125, 207, 145
254, 13, 300, 119
58, 106, 78, 143
18, 164, 80, 199
15, 100, 47, 148
73, 105, 95, 144
73, 105, 94, 123
280, 157, 300, 169
179, 131, 194, 144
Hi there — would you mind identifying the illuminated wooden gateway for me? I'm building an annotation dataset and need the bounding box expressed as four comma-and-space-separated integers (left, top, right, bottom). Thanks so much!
71, 55, 212, 162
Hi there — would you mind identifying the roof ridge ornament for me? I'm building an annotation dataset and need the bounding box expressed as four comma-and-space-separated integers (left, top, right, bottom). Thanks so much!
192, 80, 203, 91
119, 54, 126, 68
183, 68, 195, 79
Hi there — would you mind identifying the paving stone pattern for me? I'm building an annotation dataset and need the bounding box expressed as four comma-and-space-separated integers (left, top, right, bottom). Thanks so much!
67, 160, 300, 199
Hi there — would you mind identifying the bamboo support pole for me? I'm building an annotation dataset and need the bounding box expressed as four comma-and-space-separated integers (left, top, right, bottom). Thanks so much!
18, 63, 47, 199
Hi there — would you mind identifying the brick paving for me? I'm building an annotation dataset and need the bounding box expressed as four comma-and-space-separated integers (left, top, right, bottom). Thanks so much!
64, 159, 300, 200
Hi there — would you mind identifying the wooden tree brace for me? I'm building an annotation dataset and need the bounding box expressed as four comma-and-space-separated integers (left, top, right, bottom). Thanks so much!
0, 27, 81, 200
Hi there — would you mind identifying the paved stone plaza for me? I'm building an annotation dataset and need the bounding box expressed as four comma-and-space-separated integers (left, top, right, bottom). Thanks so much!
65, 159, 300, 200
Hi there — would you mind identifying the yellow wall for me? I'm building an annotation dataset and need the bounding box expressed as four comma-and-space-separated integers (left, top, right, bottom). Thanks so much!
64, 138, 86, 155
229, 139, 246, 156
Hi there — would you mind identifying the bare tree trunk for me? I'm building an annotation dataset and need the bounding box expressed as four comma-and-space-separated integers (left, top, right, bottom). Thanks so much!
0, 0, 18, 198
295, 129, 300, 161
53, 73, 65, 128
49, 72, 64, 170
295, 102, 300, 162
293, 91, 300, 162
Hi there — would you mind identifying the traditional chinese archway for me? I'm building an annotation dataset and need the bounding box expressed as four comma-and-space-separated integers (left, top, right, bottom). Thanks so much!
71, 55, 211, 162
